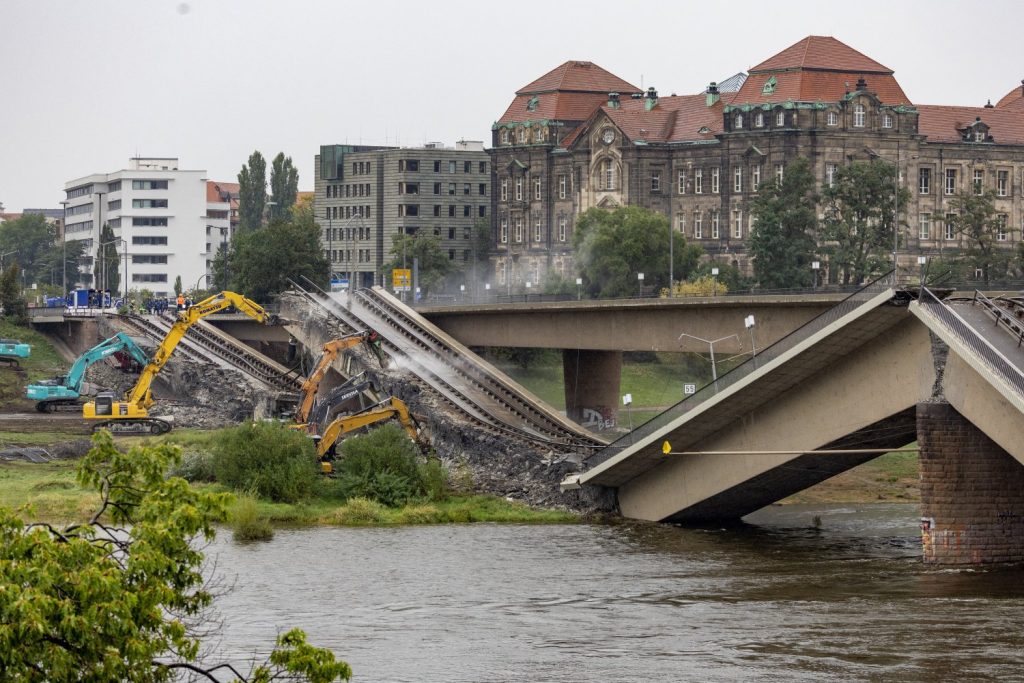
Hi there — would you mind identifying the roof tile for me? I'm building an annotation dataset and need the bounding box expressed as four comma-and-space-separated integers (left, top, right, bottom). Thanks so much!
750, 35, 892, 73
917, 104, 1024, 145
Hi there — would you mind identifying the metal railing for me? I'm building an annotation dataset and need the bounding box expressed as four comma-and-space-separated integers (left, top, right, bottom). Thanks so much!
584, 271, 898, 467
972, 291, 1024, 348
918, 287, 1024, 399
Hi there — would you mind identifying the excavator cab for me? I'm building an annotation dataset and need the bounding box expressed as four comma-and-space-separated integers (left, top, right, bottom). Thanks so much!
93, 392, 115, 416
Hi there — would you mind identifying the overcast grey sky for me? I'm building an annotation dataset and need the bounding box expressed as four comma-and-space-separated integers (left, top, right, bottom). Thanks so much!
2, 0, 1021, 211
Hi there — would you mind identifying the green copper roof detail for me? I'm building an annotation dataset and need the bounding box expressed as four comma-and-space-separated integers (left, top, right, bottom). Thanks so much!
762, 76, 777, 95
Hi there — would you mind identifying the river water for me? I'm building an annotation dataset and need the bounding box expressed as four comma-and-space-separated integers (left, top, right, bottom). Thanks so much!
203, 503, 1024, 682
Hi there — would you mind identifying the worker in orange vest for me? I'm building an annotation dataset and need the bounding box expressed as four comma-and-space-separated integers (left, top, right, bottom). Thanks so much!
176, 293, 185, 312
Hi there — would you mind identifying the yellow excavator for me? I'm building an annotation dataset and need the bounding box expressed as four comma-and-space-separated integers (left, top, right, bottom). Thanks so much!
312, 396, 423, 474
294, 330, 379, 428
83, 291, 278, 434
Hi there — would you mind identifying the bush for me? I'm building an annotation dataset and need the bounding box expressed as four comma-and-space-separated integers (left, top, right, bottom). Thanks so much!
211, 422, 319, 503
335, 424, 441, 507
418, 457, 448, 502
231, 492, 273, 542
169, 450, 216, 482
331, 497, 387, 525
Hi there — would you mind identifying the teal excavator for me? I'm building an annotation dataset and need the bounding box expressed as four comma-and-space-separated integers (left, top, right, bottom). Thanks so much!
0, 339, 31, 368
26, 332, 150, 412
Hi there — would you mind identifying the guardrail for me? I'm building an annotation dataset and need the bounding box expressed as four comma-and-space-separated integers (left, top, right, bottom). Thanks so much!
918, 287, 1024, 399
972, 291, 1024, 348
584, 271, 898, 467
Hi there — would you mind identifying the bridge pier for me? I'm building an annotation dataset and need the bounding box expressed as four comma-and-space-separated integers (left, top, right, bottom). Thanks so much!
918, 402, 1024, 565
563, 349, 621, 431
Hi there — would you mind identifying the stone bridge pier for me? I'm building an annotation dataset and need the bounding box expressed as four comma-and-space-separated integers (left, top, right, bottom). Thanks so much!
918, 402, 1024, 565
563, 350, 622, 430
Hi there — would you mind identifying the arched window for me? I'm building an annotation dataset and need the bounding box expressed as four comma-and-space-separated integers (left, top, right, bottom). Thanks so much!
853, 104, 865, 127
735, 113, 743, 129
754, 112, 764, 128
775, 111, 785, 126
603, 159, 616, 190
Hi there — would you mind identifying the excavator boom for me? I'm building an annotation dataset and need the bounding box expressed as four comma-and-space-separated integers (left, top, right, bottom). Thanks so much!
315, 397, 421, 462
294, 331, 372, 425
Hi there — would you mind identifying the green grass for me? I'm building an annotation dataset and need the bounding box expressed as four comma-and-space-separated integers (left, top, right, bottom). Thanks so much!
0, 460, 99, 521
0, 319, 67, 382
0, 431, 79, 447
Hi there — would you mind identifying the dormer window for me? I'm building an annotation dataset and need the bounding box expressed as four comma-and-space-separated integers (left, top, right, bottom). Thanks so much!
526, 95, 540, 112
518, 127, 526, 144
500, 129, 509, 144
827, 111, 838, 126
882, 114, 893, 129
735, 113, 743, 129
754, 112, 764, 128
974, 129, 985, 142
853, 104, 866, 127
775, 111, 785, 126
698, 126, 710, 134
534, 127, 545, 143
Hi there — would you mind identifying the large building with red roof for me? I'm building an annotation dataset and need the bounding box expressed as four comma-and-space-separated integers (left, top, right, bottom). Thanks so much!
489, 36, 1024, 285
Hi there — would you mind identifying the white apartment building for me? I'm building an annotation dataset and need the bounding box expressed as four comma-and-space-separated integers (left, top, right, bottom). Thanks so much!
63, 158, 229, 298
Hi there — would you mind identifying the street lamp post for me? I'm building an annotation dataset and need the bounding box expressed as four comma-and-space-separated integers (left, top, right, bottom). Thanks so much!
59, 200, 68, 293
266, 200, 277, 226
678, 331, 740, 386
99, 238, 126, 303
193, 273, 212, 294
711, 266, 720, 296
812, 260, 821, 291
637, 272, 644, 298
669, 220, 675, 298
917, 255, 927, 286
575, 276, 582, 301
744, 315, 758, 366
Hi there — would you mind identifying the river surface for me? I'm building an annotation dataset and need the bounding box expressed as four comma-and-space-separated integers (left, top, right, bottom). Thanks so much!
203, 503, 1024, 682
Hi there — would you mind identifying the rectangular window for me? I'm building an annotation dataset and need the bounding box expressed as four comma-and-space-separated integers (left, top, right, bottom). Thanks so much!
559, 174, 567, 199
732, 210, 742, 238
775, 163, 785, 183
132, 254, 168, 264
882, 114, 893, 129
479, 183, 487, 196
500, 179, 508, 201
752, 165, 761, 192
997, 170, 1009, 196
514, 216, 523, 242
449, 161, 457, 174
132, 198, 168, 208
131, 273, 168, 283
448, 227, 456, 239
558, 217, 567, 242
448, 183, 456, 196
131, 180, 168, 190
676, 213, 685, 235
533, 177, 541, 200
918, 213, 931, 240
733, 167, 742, 193
534, 218, 541, 242
463, 183, 471, 195
711, 211, 720, 239
132, 217, 168, 226
448, 205, 455, 217
478, 206, 486, 218
433, 205, 441, 217
694, 169, 703, 194
434, 182, 442, 195
651, 171, 661, 192
434, 160, 441, 173
107, 199, 121, 211
997, 214, 1009, 241
945, 168, 958, 195
515, 178, 523, 201
826, 163, 837, 188
973, 169, 984, 195
407, 160, 418, 172
479, 161, 487, 173
500, 218, 508, 243
108, 181, 122, 192
711, 168, 720, 194
132, 235, 168, 245
463, 205, 471, 217
919, 168, 931, 194
945, 213, 957, 240
464, 161, 471, 173
677, 169, 686, 194
693, 211, 702, 239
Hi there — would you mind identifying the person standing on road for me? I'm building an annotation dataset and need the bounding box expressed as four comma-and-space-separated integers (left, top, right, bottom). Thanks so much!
176, 293, 185, 312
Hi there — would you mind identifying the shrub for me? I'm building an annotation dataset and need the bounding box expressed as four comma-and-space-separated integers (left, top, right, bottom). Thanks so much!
211, 422, 319, 503
335, 424, 441, 507
231, 492, 273, 542
170, 450, 216, 482
396, 504, 442, 524
331, 497, 387, 525
418, 457, 448, 502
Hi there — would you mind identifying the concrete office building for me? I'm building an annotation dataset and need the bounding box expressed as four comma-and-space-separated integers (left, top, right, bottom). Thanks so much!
314, 141, 490, 291
63, 158, 235, 298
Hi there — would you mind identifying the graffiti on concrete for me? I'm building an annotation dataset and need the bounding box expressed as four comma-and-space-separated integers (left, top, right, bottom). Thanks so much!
581, 407, 616, 431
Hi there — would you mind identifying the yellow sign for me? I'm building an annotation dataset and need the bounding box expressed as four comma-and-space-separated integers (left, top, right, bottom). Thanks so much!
392, 268, 412, 292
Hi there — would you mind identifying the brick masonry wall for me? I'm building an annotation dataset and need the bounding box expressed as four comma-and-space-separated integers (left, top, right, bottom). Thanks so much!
918, 402, 1024, 565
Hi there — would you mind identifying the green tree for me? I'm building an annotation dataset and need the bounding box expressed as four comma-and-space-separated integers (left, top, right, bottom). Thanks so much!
0, 431, 351, 681
92, 223, 121, 295
0, 213, 55, 285
270, 152, 300, 221
820, 160, 910, 284
573, 206, 701, 298
947, 189, 1014, 284
0, 262, 27, 323
34, 238, 85, 291
748, 156, 819, 289
173, 275, 183, 296
238, 150, 268, 231
383, 232, 455, 297
228, 211, 329, 302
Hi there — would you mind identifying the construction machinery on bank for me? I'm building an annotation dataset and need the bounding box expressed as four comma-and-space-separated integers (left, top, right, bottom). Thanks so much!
82, 291, 278, 434
311, 396, 423, 474
0, 339, 31, 368
26, 332, 150, 412
293, 330, 381, 428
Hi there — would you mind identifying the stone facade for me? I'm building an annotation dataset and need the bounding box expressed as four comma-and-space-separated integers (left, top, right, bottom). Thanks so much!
489, 38, 1024, 288
918, 402, 1024, 565
315, 142, 489, 290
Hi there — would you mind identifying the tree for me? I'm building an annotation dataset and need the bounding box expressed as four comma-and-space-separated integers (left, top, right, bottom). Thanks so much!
382, 232, 455, 297
820, 160, 910, 285
946, 189, 1014, 284
173, 275, 183, 296
0, 213, 55, 285
270, 152, 300, 221
0, 262, 27, 323
238, 150, 267, 232
227, 211, 329, 302
92, 223, 121, 294
748, 157, 819, 289
0, 431, 351, 681
573, 206, 701, 298
34, 238, 85, 291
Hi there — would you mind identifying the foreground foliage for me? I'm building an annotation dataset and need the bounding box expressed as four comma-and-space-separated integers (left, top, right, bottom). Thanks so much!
211, 422, 320, 503
332, 423, 446, 507
0, 431, 351, 681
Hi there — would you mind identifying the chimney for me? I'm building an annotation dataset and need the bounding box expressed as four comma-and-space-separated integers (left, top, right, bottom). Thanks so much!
645, 87, 658, 111
985, 99, 994, 109
706, 82, 720, 107
856, 77, 868, 91
607, 92, 620, 109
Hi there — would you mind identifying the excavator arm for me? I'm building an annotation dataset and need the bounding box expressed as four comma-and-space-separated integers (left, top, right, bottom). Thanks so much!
27, 332, 150, 403
315, 397, 421, 461
295, 331, 371, 424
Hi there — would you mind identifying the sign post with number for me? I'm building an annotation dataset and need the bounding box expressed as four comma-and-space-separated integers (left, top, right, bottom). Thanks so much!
684, 383, 696, 395
392, 268, 412, 292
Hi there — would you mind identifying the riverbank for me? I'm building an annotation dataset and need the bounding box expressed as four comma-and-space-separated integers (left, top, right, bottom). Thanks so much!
0, 429, 921, 525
